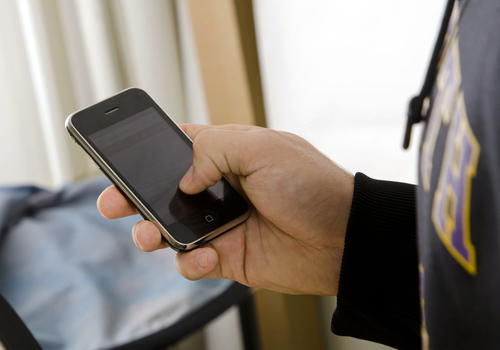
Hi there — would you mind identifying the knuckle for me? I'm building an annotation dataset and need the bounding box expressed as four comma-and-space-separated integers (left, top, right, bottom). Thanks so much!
198, 170, 220, 187
193, 129, 215, 149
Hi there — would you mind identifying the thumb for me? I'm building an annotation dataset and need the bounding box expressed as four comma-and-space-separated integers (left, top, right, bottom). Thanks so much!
179, 128, 252, 194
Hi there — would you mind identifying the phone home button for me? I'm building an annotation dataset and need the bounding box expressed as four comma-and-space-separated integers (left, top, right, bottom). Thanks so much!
201, 211, 218, 226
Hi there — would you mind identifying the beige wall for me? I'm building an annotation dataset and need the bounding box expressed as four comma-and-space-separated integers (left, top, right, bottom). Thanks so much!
187, 0, 266, 127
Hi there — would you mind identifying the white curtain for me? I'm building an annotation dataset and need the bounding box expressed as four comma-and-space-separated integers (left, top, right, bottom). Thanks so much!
0, 2, 244, 349
0, 0, 209, 189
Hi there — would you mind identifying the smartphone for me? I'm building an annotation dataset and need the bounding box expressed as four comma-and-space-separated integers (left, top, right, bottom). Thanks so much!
65, 88, 250, 251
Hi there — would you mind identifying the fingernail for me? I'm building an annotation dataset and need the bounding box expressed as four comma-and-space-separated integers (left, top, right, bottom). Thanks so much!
180, 166, 194, 188
195, 251, 208, 270
132, 222, 144, 250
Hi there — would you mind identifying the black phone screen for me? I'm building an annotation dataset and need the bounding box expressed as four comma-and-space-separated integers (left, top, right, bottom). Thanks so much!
87, 106, 244, 243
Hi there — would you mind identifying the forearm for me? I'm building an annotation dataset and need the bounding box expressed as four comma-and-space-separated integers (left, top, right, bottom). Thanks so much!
331, 173, 421, 350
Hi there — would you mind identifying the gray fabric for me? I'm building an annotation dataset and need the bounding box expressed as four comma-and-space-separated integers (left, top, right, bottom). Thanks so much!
0, 177, 231, 350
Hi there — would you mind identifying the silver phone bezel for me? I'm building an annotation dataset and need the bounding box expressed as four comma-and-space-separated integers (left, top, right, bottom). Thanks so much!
65, 90, 250, 251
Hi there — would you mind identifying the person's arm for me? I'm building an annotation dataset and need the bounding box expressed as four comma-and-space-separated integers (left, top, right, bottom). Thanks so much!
97, 125, 421, 348
332, 173, 421, 350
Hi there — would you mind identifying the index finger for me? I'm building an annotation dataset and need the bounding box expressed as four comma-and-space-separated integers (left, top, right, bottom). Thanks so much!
97, 185, 138, 219
178, 124, 259, 141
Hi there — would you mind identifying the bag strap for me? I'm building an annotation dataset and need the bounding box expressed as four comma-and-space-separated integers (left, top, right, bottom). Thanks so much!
0, 294, 41, 350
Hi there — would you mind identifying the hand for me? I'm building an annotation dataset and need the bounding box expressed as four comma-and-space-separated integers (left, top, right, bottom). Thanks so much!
97, 124, 354, 295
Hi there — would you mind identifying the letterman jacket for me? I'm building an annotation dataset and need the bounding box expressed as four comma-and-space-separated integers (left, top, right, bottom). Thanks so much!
331, 0, 500, 349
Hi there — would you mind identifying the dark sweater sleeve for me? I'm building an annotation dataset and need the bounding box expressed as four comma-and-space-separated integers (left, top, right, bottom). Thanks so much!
331, 173, 421, 350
